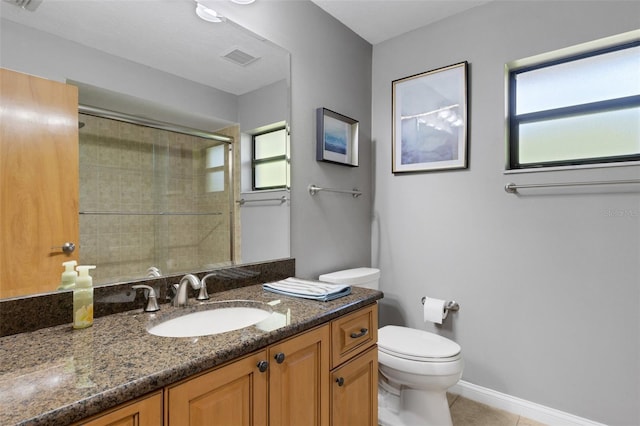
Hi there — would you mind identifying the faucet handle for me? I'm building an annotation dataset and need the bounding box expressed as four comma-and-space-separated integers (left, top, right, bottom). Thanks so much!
197, 273, 215, 301
132, 285, 160, 312
196, 286, 210, 301
168, 283, 180, 303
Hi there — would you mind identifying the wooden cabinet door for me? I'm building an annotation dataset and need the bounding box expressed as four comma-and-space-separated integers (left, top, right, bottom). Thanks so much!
75, 391, 163, 426
269, 325, 330, 426
330, 346, 378, 426
0, 68, 79, 298
166, 351, 268, 426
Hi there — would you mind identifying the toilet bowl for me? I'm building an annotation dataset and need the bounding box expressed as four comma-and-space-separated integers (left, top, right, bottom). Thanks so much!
319, 268, 464, 426
377, 325, 463, 426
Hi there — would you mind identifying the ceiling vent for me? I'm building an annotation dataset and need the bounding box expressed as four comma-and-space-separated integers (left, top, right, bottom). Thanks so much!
222, 48, 260, 67
2, 0, 43, 11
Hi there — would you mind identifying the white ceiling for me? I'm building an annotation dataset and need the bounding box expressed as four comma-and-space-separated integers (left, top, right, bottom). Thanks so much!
310, 0, 492, 45
0, 0, 289, 95
0, 0, 491, 97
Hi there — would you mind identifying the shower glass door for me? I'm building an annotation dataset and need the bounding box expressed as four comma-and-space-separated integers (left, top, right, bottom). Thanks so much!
78, 112, 234, 285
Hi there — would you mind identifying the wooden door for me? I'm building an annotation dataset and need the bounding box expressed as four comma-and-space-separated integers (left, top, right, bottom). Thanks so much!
75, 391, 163, 426
269, 325, 330, 426
0, 68, 79, 298
330, 346, 378, 426
166, 351, 268, 425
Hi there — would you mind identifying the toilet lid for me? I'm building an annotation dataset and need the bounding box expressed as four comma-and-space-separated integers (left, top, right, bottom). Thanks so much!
378, 325, 461, 361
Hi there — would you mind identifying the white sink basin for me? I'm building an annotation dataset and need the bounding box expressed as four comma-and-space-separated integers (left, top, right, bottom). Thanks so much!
148, 302, 272, 338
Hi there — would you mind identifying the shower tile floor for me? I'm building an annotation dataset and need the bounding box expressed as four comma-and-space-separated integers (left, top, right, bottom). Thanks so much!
448, 393, 547, 426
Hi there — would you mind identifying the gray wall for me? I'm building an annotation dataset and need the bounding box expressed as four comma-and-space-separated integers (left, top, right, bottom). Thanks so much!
238, 80, 290, 263
371, 1, 639, 425
218, 1, 373, 279
239, 79, 289, 132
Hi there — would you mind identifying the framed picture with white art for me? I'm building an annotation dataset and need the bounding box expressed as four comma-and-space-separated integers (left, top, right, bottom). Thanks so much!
392, 61, 469, 173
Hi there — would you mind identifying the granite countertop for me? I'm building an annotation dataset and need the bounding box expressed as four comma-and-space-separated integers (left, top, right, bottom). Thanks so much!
0, 284, 383, 426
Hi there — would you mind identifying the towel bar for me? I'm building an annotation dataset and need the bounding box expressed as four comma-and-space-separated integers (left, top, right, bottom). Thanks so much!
237, 196, 288, 205
308, 184, 362, 198
505, 178, 640, 193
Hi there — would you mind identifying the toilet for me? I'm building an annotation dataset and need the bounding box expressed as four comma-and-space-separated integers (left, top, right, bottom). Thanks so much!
319, 268, 463, 426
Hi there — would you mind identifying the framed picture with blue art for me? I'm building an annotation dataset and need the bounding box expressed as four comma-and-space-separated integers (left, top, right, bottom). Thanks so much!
316, 107, 359, 167
392, 61, 468, 173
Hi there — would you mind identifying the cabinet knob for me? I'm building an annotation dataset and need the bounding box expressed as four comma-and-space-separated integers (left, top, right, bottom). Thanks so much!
336, 377, 345, 387
274, 352, 286, 364
257, 360, 269, 373
350, 328, 368, 339
51, 242, 76, 254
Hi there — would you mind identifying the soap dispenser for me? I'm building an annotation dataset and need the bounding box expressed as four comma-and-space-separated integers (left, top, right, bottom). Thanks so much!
58, 260, 78, 290
73, 265, 96, 329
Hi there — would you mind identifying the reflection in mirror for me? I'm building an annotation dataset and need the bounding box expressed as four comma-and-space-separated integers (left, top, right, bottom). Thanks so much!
0, 0, 291, 296
78, 110, 234, 285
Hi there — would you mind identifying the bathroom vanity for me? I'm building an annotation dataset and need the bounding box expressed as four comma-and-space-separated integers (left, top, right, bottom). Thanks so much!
0, 284, 382, 425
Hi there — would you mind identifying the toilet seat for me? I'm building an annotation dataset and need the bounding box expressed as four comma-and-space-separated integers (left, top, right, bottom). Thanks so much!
378, 325, 461, 362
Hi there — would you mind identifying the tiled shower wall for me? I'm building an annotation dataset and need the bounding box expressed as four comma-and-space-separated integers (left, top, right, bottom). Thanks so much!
78, 113, 233, 284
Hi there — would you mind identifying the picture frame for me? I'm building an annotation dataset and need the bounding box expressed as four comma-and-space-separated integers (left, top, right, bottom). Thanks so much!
392, 61, 469, 173
316, 107, 359, 167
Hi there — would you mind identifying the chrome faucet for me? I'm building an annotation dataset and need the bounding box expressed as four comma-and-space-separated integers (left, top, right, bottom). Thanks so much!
172, 274, 202, 307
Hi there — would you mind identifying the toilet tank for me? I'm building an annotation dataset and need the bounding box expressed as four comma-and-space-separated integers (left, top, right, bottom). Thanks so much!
319, 267, 380, 290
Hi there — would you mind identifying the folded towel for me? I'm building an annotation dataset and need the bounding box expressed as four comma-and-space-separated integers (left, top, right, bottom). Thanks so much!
263, 277, 351, 302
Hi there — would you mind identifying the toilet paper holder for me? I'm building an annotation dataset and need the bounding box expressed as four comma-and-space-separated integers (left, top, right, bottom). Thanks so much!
421, 297, 460, 312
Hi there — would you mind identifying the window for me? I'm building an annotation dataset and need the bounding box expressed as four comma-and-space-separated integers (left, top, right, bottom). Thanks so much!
252, 127, 288, 190
205, 143, 226, 193
508, 41, 640, 170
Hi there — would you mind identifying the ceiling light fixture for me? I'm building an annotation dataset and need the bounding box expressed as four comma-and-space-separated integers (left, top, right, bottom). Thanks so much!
230, 0, 255, 4
195, 2, 224, 23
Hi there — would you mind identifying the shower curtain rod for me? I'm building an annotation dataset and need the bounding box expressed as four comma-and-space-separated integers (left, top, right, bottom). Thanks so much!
78, 105, 233, 143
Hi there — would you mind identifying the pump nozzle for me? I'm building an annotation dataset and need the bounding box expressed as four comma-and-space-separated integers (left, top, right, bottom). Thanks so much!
62, 260, 77, 271
58, 260, 78, 290
75, 265, 96, 289
76, 265, 96, 276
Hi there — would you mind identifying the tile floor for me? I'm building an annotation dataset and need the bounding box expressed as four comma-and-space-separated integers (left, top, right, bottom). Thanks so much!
448, 393, 547, 426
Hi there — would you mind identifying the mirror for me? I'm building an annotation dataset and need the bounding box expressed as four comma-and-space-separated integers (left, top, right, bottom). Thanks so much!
0, 0, 291, 294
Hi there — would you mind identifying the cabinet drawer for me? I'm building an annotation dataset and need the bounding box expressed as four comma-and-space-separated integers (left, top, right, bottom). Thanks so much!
331, 304, 377, 368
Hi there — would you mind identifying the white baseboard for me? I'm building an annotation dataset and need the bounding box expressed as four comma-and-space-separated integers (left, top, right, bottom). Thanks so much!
449, 380, 607, 426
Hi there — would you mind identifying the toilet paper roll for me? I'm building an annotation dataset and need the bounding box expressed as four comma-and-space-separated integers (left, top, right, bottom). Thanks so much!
423, 297, 448, 324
